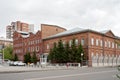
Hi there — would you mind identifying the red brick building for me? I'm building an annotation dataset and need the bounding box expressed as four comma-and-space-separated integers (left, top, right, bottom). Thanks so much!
13, 24, 120, 67
13, 24, 66, 61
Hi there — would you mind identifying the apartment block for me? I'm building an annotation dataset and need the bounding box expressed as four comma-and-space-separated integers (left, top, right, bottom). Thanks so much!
6, 21, 34, 39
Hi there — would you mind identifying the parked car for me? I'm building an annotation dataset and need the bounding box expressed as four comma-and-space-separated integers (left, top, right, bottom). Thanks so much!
17, 61, 26, 66
13, 61, 19, 66
9, 61, 14, 66
9, 61, 26, 66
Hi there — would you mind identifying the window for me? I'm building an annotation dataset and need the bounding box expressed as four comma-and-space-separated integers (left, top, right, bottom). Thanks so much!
116, 44, 118, 49
75, 39, 78, 45
47, 44, 50, 49
100, 40, 102, 47
91, 38, 94, 45
91, 52, 94, 57
105, 41, 107, 47
32, 47, 34, 51
29, 42, 31, 45
36, 40, 37, 44
33, 41, 34, 44
56, 28, 58, 31
63, 41, 66, 47
30, 47, 32, 52
96, 39, 99, 46
112, 42, 114, 48
108, 41, 110, 48
69, 40, 72, 47
81, 38, 84, 46
28, 47, 30, 52
118, 45, 120, 49
36, 46, 39, 51
37, 40, 39, 43
39, 39, 41, 43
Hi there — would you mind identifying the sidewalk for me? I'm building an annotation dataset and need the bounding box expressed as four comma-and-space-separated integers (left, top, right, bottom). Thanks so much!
0, 65, 79, 73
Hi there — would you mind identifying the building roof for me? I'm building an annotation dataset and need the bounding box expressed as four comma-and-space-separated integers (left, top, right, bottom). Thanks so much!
100, 30, 110, 34
44, 28, 88, 39
17, 31, 29, 35
44, 27, 120, 40
21, 35, 30, 38
17, 31, 37, 38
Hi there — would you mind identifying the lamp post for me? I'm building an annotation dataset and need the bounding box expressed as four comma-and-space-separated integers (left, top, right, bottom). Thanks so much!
81, 53, 83, 67
2, 44, 4, 64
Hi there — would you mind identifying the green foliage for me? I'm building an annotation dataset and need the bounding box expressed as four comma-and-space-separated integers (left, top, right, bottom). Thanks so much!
57, 40, 65, 63
76, 44, 84, 62
2, 45, 13, 60
70, 38, 78, 62
47, 49, 52, 62
48, 42, 58, 63
13, 53, 18, 61
24, 52, 31, 63
64, 42, 70, 62
24, 54, 27, 63
31, 52, 37, 64
48, 38, 85, 63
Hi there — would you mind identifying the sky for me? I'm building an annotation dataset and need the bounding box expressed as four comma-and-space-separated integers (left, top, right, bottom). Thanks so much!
0, 0, 120, 37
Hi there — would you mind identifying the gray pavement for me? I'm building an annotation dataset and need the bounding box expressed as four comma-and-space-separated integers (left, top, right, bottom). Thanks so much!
0, 66, 118, 80
0, 65, 78, 73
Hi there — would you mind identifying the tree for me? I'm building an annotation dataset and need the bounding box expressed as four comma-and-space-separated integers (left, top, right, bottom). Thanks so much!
64, 42, 70, 62
48, 38, 85, 64
70, 38, 78, 62
24, 54, 27, 63
13, 53, 18, 61
76, 44, 84, 62
47, 49, 53, 62
2, 45, 13, 60
48, 42, 58, 63
24, 52, 31, 63
31, 52, 37, 64
27, 52, 31, 63
57, 40, 65, 63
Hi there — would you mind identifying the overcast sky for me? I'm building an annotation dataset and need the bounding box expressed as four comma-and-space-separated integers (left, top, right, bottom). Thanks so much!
0, 0, 120, 37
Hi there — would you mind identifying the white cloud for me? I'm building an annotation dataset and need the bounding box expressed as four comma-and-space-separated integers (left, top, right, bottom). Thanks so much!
0, 0, 120, 37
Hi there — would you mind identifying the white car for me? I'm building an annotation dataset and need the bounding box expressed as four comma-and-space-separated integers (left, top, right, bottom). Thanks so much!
13, 61, 19, 66
13, 61, 26, 66
17, 61, 26, 66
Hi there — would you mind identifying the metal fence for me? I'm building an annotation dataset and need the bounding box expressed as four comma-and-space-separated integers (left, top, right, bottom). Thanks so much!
91, 55, 120, 67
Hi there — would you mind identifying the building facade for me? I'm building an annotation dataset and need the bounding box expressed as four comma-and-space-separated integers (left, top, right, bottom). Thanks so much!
0, 37, 13, 49
13, 24, 120, 67
6, 21, 34, 39
13, 24, 66, 62
0, 37, 13, 64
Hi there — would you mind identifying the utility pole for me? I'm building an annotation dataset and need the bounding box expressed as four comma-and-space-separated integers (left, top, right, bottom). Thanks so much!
2, 44, 4, 64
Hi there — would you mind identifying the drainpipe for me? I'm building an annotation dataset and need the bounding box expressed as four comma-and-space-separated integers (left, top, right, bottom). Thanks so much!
87, 30, 91, 67
102, 34, 105, 66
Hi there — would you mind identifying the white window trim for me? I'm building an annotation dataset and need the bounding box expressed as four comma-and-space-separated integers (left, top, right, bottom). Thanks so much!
91, 38, 94, 45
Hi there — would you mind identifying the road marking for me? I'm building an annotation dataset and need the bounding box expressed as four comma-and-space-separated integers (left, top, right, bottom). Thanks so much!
24, 70, 117, 80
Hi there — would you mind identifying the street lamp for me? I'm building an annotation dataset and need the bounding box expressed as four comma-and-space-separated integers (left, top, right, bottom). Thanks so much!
81, 53, 83, 67
2, 44, 5, 64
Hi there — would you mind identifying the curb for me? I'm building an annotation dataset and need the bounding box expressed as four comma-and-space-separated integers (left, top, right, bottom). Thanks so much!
0, 67, 76, 74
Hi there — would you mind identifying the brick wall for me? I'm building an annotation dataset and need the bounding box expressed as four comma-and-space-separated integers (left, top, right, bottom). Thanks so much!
41, 24, 66, 39
13, 31, 42, 61
43, 31, 120, 66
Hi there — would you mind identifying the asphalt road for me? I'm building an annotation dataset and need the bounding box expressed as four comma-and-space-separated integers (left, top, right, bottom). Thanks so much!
0, 67, 119, 80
